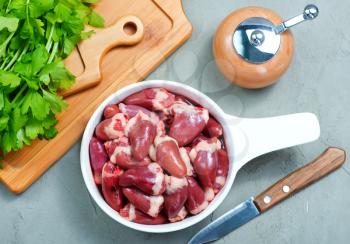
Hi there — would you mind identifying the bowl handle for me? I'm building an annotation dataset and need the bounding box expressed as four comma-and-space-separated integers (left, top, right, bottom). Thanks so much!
225, 113, 320, 171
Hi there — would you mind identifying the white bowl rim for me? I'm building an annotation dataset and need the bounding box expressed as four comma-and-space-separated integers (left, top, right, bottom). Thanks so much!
80, 80, 238, 233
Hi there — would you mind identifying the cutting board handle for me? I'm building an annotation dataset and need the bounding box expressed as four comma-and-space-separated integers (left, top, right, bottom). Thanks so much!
62, 16, 144, 97
254, 147, 346, 212
225, 113, 320, 171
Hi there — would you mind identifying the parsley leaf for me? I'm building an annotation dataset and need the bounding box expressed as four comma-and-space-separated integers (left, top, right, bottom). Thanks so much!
0, 115, 9, 131
29, 91, 50, 120
89, 10, 104, 27
42, 90, 67, 113
29, 0, 55, 18
0, 0, 104, 159
32, 45, 49, 74
25, 117, 43, 139
11, 107, 28, 131
0, 16, 19, 32
0, 70, 21, 88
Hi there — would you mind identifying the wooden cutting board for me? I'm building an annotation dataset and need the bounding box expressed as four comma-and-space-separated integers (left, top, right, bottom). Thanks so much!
0, 0, 192, 193
62, 15, 145, 97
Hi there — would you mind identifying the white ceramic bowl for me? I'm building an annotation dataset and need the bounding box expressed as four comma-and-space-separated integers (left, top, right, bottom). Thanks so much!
80, 80, 320, 233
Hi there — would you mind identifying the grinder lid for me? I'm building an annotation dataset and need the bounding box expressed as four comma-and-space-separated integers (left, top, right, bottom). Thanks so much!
232, 4, 319, 64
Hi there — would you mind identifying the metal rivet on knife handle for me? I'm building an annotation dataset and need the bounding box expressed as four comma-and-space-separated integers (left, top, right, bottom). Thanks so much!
254, 147, 346, 213
263, 196, 271, 204
282, 185, 290, 193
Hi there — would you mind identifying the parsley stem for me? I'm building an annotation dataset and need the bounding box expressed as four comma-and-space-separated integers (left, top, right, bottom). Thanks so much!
16, 42, 29, 63
48, 42, 58, 64
0, 32, 15, 58
11, 84, 27, 107
25, 0, 33, 39
0, 57, 9, 69
5, 0, 12, 13
4, 48, 21, 71
46, 24, 55, 51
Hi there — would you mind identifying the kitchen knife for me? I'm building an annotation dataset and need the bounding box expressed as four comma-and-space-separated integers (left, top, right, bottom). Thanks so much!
188, 147, 346, 244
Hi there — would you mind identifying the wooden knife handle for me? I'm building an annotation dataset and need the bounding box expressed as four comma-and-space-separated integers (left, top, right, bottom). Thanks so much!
254, 147, 346, 213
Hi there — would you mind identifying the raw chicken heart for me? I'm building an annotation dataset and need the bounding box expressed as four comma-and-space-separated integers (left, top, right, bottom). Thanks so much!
186, 177, 208, 215
119, 163, 166, 195
123, 188, 164, 217
101, 162, 124, 211
124, 88, 175, 111
89, 137, 108, 185
104, 137, 151, 169
120, 203, 167, 225
129, 118, 156, 161
169, 102, 209, 146
190, 138, 221, 201
103, 104, 120, 119
164, 176, 188, 219
95, 113, 128, 141
155, 136, 187, 178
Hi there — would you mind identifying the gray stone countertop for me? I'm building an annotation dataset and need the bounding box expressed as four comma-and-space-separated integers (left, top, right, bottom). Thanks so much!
1, 0, 350, 243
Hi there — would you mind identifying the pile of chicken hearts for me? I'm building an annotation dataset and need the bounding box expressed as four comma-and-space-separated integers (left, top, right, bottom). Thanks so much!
89, 88, 229, 224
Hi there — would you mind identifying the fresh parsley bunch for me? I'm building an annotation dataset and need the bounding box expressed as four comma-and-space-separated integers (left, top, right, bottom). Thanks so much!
0, 0, 104, 159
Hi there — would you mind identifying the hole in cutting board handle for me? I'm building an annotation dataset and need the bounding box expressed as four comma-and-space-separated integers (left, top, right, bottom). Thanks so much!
123, 22, 138, 35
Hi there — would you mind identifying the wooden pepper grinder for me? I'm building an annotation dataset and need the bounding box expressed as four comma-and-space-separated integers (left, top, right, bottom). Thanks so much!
213, 5, 319, 89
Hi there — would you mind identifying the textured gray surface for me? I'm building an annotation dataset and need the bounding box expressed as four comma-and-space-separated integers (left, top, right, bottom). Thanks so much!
1, 0, 350, 243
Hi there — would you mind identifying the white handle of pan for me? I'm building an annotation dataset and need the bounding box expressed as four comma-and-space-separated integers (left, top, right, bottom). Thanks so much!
224, 113, 320, 171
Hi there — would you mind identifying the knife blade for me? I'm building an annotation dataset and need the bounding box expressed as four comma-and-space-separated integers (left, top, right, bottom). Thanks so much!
188, 147, 346, 244
188, 198, 259, 244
